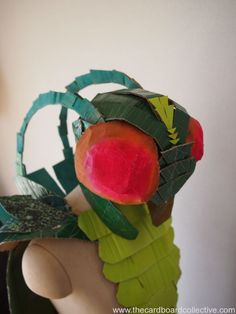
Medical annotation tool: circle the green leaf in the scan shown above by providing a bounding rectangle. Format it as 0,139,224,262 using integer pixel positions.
152,160,196,205
26,168,65,197
53,157,78,194
80,184,139,240
116,247,180,306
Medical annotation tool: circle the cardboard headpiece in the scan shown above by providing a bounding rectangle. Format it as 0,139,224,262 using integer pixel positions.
0,70,204,311
0,70,203,247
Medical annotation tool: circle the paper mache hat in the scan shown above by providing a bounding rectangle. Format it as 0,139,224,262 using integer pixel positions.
0,69,203,249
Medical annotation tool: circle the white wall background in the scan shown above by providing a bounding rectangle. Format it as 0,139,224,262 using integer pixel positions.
0,0,235,309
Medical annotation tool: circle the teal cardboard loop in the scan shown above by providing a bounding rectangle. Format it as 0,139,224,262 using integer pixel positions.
16,152,26,176
90,69,114,84
16,90,103,176
17,91,66,176
16,163,26,177
61,91,104,124
65,80,80,94
58,106,74,160
61,92,77,107
66,69,142,94
19,92,65,138
75,73,93,89
73,98,104,124
16,133,24,154
111,70,136,87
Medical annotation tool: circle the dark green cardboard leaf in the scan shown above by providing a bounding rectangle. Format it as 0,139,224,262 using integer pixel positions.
160,142,193,166
114,89,190,146
114,88,162,99
173,107,189,144
26,168,65,197
53,157,78,194
152,160,196,205
80,183,138,240
160,158,194,183
92,92,170,150
40,194,67,209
